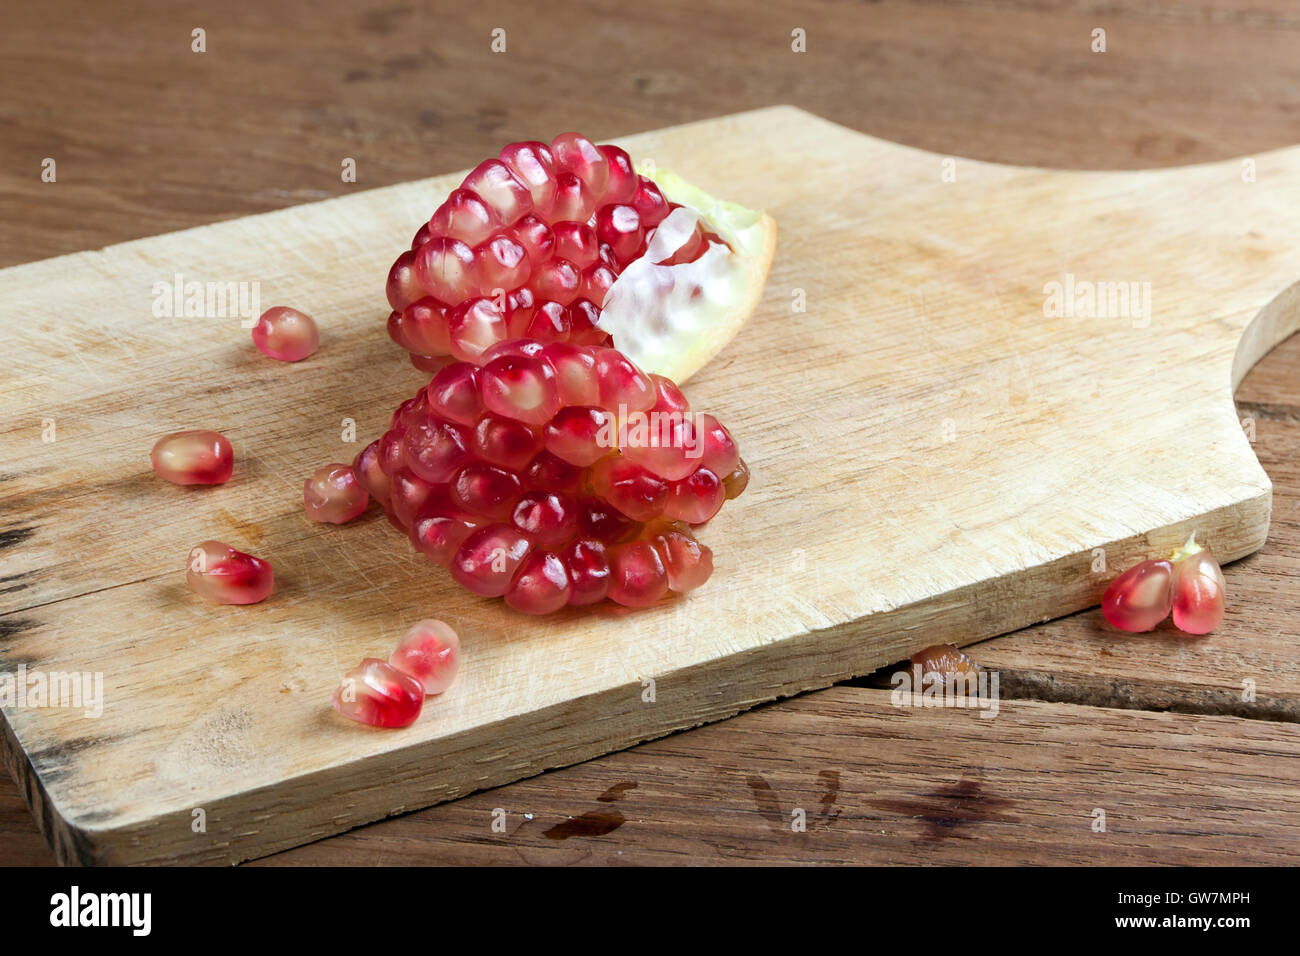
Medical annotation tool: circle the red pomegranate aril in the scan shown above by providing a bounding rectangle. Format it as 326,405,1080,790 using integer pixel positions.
461,159,533,225
579,496,639,544
552,221,600,269
631,177,670,228
511,491,579,548
695,413,740,476
532,257,582,305
621,414,697,482
505,214,555,266
387,250,423,311
502,286,538,338
151,429,234,485
447,297,509,361
1172,544,1226,634
404,418,471,484
665,467,725,524
551,132,609,197
451,462,523,520
654,529,714,593
333,659,424,728
592,456,669,522
186,540,274,605
542,342,600,405
551,172,596,223
580,263,617,308
480,353,561,425
353,439,390,505
475,235,530,293
410,511,478,566
608,540,670,607
505,550,572,614
566,299,607,346
411,222,432,249
429,188,500,246
427,362,483,425
523,300,570,343
416,236,479,303
1102,559,1174,632
544,406,614,466
594,348,656,412
451,524,533,597
401,297,452,356
379,428,406,473
565,539,612,605
599,145,638,204
389,469,437,528
722,459,750,499
596,204,643,264
252,306,320,362
499,141,557,215
304,463,370,524
649,375,690,416
480,338,547,363
390,393,427,430
472,413,542,470
389,619,461,696
524,451,585,494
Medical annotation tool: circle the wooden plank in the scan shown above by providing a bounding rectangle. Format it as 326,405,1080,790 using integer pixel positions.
252,687,1300,866
3,104,1300,865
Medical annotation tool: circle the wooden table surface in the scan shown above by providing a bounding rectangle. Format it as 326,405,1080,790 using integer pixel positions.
2,0,1298,865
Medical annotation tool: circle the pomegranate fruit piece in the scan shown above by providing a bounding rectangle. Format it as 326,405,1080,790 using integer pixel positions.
186,540,274,605
304,463,370,524
364,340,745,612
151,429,233,485
332,658,424,728
388,619,461,695
383,135,777,385
252,306,320,362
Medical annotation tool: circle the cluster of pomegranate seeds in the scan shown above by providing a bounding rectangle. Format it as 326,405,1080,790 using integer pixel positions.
252,306,320,362
384,133,721,366
353,338,747,612
303,463,370,524
186,539,274,605
333,620,461,728
1102,534,1226,635
150,429,234,485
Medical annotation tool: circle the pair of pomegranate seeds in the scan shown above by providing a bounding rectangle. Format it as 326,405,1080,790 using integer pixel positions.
1101,534,1226,635
333,620,460,728
351,337,749,613
385,133,719,367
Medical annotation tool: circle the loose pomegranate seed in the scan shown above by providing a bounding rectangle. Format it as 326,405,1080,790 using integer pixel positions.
1102,533,1227,635
381,133,745,364
388,619,460,695
150,429,233,485
1102,558,1174,632
252,306,320,362
304,463,370,524
364,339,745,612
332,658,424,728
910,644,981,686
186,540,273,605
1171,536,1226,634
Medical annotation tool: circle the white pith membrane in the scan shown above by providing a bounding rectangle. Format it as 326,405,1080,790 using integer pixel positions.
596,169,775,384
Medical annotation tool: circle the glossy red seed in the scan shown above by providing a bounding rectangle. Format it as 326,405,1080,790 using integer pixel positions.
479,353,561,425
389,469,437,528
599,145,638,204
552,221,600,269
523,300,570,343
524,451,585,494
694,413,739,476
451,524,533,597
151,429,234,485
649,375,690,416
551,172,596,224
404,418,471,484
499,141,557,215
608,540,670,607
565,539,612,605
401,297,452,356
388,619,460,696
304,463,370,524
475,235,530,293
410,511,478,566
426,363,483,425
416,236,478,303
591,456,668,522
580,263,617,308
594,348,656,412
186,540,274,605
552,132,609,197
252,306,320,362
1102,559,1174,632
544,406,614,466
654,529,714,593
333,659,424,728
387,250,423,312
1172,547,1226,634
578,496,639,544
664,467,725,524
511,492,579,548
505,550,572,614
631,177,670,228
353,439,391,506
472,413,542,470
462,159,533,226
595,204,643,265
429,188,500,245
451,462,523,520
505,214,555,266
542,343,600,405
447,297,509,362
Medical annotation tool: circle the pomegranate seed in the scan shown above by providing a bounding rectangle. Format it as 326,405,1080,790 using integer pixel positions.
594,348,656,411
552,173,596,223
416,236,478,303
401,298,453,356
447,298,509,361
461,159,533,225
480,353,561,425
722,458,750,499
596,204,643,265
565,539,612,605
410,510,478,566
653,529,714,593
505,550,572,614
599,145,638,204
404,417,471,484
333,658,424,728
545,406,614,466
389,469,437,528
387,251,423,311
451,462,523,520
542,343,600,405
552,221,600,269
523,300,570,343
580,263,617,307
427,362,483,425
579,496,639,543
150,429,233,485
591,456,668,522
429,188,500,246
499,141,557,215
451,524,532,597
304,463,370,524
649,374,690,416
631,177,670,228
1171,536,1226,634
1102,559,1174,632
552,132,610,197
353,439,391,506
505,214,555,266
664,467,725,524
511,491,579,548
525,451,585,494
472,413,542,470
608,540,670,607
475,235,530,292
252,306,319,362
186,540,273,605
388,619,460,696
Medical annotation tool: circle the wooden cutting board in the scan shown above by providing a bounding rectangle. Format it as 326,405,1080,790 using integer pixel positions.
1,106,1296,865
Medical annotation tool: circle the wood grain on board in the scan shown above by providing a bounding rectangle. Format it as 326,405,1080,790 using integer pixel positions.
2,105,1298,864
2,0,1299,866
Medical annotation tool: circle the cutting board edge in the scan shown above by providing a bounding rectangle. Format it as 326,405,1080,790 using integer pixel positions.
18,487,1268,866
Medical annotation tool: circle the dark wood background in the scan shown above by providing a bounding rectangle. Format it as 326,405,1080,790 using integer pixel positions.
3,0,1298,865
